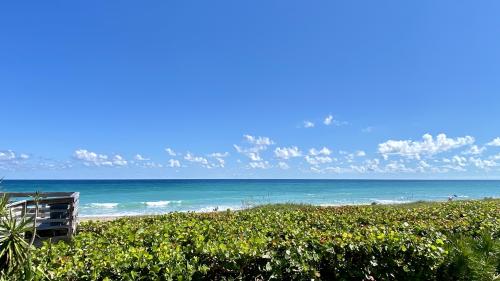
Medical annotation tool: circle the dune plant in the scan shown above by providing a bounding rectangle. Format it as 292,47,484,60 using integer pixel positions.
438,232,500,280
0,182,44,280
30,199,499,280
0,195,32,272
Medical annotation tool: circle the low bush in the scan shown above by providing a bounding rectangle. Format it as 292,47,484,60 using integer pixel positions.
29,200,499,280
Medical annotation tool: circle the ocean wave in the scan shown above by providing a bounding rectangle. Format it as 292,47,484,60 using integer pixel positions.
79,211,145,218
195,205,242,213
371,199,411,204
144,200,182,207
319,202,371,207
89,203,119,208
318,203,338,207
80,205,241,218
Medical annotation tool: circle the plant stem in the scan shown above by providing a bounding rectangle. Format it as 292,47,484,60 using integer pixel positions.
28,199,38,248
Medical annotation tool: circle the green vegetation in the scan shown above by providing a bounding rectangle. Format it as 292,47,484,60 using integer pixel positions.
11,200,500,280
0,191,45,280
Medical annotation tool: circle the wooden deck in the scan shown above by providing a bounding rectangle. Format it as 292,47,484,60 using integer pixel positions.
2,192,79,242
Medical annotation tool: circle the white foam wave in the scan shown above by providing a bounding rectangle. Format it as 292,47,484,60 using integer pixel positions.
79,211,144,218
195,205,242,213
319,202,370,207
144,200,182,207
145,201,170,207
89,203,119,208
319,203,338,207
371,199,411,205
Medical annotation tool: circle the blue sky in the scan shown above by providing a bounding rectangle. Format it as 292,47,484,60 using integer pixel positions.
1,1,500,179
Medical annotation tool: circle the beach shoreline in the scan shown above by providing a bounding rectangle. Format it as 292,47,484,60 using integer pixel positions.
77,198,497,222
77,202,366,222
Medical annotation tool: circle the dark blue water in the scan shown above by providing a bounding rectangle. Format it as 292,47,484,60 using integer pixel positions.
1,180,499,217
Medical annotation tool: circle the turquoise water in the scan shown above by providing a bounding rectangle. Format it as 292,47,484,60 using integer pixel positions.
1,180,499,217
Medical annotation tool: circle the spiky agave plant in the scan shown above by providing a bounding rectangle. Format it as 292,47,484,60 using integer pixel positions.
0,182,44,279
0,201,33,273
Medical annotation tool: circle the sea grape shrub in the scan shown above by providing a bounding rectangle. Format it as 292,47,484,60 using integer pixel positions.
32,200,499,280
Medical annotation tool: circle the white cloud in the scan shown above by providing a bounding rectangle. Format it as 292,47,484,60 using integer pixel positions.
323,115,333,125
214,157,225,168
468,157,497,170
184,152,209,165
35,161,74,170
168,159,181,168
247,152,262,161
10,132,500,176
140,162,163,168
183,152,226,168
323,166,348,173
206,152,229,168
208,152,229,158
355,150,366,157
310,166,346,174
73,149,128,167
278,162,290,169
363,158,381,172
452,155,467,167
134,154,149,161
73,150,108,165
112,155,128,166
306,147,336,166
234,135,274,162
132,154,162,168
274,146,302,159
344,150,367,162
233,144,243,153
348,159,382,173
309,147,331,156
378,133,475,160
303,121,315,128
234,144,261,161
310,166,322,173
463,145,485,156
438,155,468,172
487,137,500,146
243,135,274,146
0,150,76,171
248,161,271,169
384,162,414,173
322,115,347,126
305,155,334,166
165,148,177,156
0,150,32,170
0,150,18,161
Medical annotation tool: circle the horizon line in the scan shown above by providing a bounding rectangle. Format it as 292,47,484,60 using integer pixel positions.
3,178,500,181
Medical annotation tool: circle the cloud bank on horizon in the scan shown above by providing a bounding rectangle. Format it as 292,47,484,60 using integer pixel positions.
2,129,500,179
1,111,499,178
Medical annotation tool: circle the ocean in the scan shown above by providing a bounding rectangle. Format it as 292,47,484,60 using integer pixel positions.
1,180,499,217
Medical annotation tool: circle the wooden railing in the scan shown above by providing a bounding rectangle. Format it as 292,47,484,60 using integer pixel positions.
2,192,79,241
